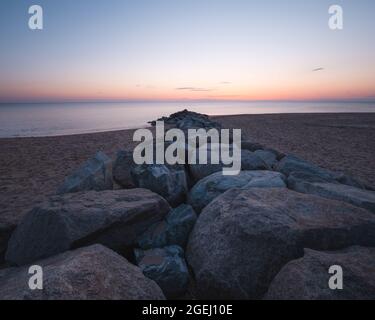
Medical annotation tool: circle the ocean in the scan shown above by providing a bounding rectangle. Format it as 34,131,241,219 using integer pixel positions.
0,101,374,138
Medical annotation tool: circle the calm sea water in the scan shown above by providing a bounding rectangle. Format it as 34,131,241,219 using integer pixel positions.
0,101,374,138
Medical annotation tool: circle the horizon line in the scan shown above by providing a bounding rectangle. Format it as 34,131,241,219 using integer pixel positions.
1,98,375,104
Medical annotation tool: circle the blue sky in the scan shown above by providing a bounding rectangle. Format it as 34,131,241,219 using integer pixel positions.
0,0,374,102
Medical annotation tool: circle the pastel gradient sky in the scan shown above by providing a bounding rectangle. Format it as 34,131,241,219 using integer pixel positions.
0,0,374,102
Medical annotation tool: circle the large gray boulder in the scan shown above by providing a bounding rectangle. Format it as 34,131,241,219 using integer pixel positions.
333,172,372,190
188,171,286,213
113,142,180,189
241,150,270,171
0,244,165,300
276,155,371,190
254,150,278,168
189,146,269,182
57,151,113,194
265,246,375,300
137,204,197,250
187,188,375,299
113,150,137,188
131,164,188,207
276,155,335,180
288,172,375,214
6,189,171,266
135,245,189,298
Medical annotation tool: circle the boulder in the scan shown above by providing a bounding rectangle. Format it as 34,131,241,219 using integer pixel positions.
264,148,286,161
188,145,269,182
276,154,335,180
135,245,189,298
244,171,286,189
149,109,221,131
6,189,171,266
186,188,375,299
165,204,197,248
0,226,13,263
131,164,188,207
113,150,137,188
276,155,371,190
57,151,113,194
241,140,264,152
288,173,375,214
188,171,286,213
254,150,278,168
287,171,331,184
137,204,197,249
0,244,165,300
332,172,374,190
177,117,221,131
265,246,375,300
241,150,270,171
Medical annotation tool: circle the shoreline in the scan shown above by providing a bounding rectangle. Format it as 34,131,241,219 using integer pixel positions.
1,112,375,140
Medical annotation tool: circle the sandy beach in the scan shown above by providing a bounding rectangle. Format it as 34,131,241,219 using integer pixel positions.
1,112,375,254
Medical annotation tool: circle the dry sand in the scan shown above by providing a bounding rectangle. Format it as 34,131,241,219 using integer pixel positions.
1,113,375,238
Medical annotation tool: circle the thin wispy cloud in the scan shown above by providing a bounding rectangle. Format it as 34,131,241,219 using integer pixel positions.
219,81,232,85
175,87,214,92
312,67,325,72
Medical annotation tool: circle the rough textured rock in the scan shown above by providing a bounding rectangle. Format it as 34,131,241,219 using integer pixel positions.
57,151,113,194
137,204,197,249
149,109,221,131
113,150,137,188
187,143,230,182
254,150,278,168
288,173,375,214
131,164,188,207
276,155,371,190
276,154,335,180
188,171,286,213
264,148,286,161
332,172,374,191
265,246,375,300
114,140,179,175
6,189,171,266
241,150,270,171
135,245,189,298
188,146,268,182
241,140,264,152
0,227,13,264
187,188,375,299
0,244,165,300
287,171,332,184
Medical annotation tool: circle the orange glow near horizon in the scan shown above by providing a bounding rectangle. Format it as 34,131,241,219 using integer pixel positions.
1,78,374,102
1,53,375,102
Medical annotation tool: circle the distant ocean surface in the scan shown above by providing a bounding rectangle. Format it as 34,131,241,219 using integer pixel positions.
0,101,374,138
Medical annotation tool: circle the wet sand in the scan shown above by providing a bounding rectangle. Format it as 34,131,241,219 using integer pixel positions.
1,113,375,244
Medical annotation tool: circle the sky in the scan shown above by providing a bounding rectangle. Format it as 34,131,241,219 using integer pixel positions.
0,0,374,102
